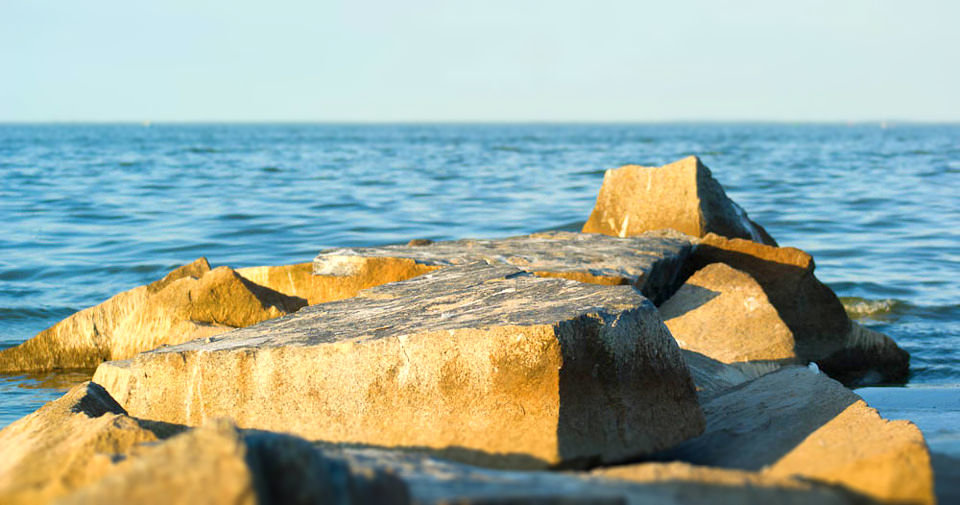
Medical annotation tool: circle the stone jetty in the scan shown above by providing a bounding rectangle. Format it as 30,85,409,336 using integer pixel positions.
95,262,704,469
0,155,933,504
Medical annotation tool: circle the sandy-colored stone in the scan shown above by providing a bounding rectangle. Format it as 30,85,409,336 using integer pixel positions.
96,262,703,469
0,258,306,372
312,230,694,305
660,263,800,365
662,367,934,505
685,234,909,385
0,382,178,505
56,419,408,505
327,446,870,505
581,156,777,246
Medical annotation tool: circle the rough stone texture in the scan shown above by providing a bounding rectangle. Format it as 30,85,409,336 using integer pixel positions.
325,446,871,505
96,262,703,469
679,350,781,402
312,231,695,305
684,233,909,385
237,262,353,305
660,263,800,365
0,258,306,373
662,367,934,505
581,156,777,246
0,382,178,505
56,419,409,505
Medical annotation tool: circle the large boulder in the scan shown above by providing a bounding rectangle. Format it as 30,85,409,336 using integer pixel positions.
581,156,777,246
685,234,909,385
0,382,177,505
95,262,704,469
56,419,408,505
662,367,934,505
660,263,800,365
0,258,306,372
312,231,695,305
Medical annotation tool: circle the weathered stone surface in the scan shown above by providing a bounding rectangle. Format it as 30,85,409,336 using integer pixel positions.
56,419,408,505
679,350,781,402
312,231,695,305
0,258,306,373
685,234,909,385
326,446,870,505
662,367,934,505
0,382,177,505
96,262,703,469
581,156,777,246
660,263,800,365
237,262,351,305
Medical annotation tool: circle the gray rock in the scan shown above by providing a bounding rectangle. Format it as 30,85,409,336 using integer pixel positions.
312,231,695,305
96,262,703,469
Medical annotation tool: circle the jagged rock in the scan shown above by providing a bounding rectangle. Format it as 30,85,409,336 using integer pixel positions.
56,419,408,505
312,231,694,305
95,262,703,469
0,382,179,505
685,234,909,385
581,156,777,246
660,263,800,365
0,258,306,372
661,367,934,505
327,446,870,505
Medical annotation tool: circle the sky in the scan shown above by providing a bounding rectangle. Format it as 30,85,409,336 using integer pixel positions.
1,0,957,122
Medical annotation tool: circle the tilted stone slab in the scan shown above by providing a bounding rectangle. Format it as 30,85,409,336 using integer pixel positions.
95,262,703,469
660,367,934,505
312,231,695,305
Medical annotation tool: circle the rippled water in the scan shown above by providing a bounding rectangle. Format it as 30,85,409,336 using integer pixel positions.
1,123,957,428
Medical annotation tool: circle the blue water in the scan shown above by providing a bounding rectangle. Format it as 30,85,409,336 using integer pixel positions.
1,123,957,429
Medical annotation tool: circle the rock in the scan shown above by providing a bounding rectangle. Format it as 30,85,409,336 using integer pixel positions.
236,262,337,305
662,367,934,505
56,419,408,505
581,156,777,246
0,258,306,373
96,262,703,469
327,446,869,505
679,350,781,402
660,263,800,365
684,234,909,385
312,230,695,305
0,382,178,505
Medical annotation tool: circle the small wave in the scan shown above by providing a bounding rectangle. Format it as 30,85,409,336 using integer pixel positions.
840,297,906,319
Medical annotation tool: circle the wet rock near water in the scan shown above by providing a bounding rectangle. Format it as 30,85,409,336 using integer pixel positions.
96,262,703,469
312,230,695,305
581,156,777,246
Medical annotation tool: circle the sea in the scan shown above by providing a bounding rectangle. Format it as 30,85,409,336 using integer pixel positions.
1,123,957,455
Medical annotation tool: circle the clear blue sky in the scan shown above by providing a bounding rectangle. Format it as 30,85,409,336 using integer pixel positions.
2,0,957,122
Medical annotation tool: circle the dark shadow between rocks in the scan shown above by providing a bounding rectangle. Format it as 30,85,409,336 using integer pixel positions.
653,285,720,319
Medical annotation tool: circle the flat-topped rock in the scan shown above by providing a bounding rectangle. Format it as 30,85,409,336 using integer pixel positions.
581,156,777,246
662,367,934,505
96,262,703,469
312,230,695,305
0,258,306,372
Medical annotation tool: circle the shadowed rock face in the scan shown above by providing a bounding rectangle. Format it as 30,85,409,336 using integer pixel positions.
581,156,777,246
0,258,306,373
660,263,801,365
326,446,871,505
660,367,934,505
95,262,703,469
312,231,695,305
56,420,409,505
683,234,909,385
